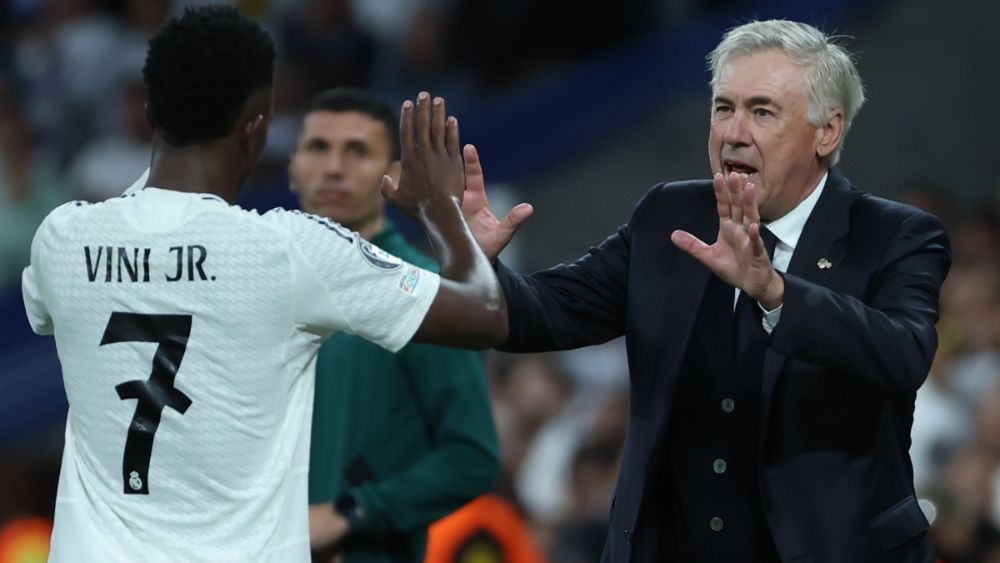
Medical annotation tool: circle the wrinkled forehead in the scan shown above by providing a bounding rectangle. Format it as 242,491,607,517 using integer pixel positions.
713,49,808,97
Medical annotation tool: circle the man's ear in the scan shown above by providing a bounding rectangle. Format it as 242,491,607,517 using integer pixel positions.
816,109,844,160
242,113,265,156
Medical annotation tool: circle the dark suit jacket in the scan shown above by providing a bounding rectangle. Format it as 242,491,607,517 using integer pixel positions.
496,168,951,563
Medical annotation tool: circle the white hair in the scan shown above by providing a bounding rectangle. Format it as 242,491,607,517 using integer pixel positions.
708,20,865,165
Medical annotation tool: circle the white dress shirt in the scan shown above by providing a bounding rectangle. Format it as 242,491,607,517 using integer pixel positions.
736,172,828,333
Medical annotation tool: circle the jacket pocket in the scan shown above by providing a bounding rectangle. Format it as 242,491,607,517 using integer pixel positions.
870,495,929,551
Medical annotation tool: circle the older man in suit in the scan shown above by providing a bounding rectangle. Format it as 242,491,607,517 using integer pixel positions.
458,19,950,563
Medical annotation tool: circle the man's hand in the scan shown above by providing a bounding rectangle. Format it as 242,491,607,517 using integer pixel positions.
670,172,784,309
382,92,464,215
460,144,533,262
309,502,350,551
380,91,508,349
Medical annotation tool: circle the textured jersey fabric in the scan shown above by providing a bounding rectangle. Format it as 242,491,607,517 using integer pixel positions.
21,187,440,562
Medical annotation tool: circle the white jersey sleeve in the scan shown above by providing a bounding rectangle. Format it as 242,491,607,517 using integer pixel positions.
264,209,440,353
22,203,75,336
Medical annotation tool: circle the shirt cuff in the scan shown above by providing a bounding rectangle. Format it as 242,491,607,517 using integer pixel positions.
760,303,782,334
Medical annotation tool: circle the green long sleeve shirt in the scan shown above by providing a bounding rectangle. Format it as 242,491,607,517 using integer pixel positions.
308,221,500,563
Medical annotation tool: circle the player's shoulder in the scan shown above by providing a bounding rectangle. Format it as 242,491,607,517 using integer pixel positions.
260,207,358,244
33,199,99,236
47,199,98,218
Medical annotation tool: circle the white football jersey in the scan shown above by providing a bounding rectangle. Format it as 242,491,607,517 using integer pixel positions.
21,187,440,562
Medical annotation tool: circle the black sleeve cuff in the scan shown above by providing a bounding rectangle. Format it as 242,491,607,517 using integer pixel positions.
334,493,366,535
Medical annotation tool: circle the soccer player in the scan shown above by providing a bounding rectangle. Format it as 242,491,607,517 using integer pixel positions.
21,6,503,562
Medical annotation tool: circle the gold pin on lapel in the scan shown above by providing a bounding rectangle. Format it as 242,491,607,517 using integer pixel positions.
817,258,832,270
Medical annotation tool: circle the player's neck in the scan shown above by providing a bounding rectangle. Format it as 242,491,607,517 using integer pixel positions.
146,138,242,203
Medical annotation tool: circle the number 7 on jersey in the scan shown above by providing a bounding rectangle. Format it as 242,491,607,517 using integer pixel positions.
100,312,193,494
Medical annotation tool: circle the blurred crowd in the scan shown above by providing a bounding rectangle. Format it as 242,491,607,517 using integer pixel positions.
1,1,999,563
902,186,1000,563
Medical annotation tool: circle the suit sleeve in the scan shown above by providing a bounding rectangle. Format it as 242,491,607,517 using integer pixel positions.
496,187,662,353
770,211,951,395
345,344,499,537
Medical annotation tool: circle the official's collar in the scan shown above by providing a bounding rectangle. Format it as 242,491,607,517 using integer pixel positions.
764,171,827,250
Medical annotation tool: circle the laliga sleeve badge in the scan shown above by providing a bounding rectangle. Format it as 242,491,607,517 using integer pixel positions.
817,258,832,270
358,239,403,271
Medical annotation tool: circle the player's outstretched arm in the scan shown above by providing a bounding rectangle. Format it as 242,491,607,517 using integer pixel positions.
383,92,508,349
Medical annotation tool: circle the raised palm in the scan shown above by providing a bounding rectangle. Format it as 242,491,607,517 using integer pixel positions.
460,144,533,262
670,172,781,307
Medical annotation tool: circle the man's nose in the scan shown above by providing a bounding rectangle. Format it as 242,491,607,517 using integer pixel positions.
723,110,751,146
324,151,344,176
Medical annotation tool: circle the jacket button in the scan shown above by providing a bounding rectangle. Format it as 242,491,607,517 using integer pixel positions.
624,528,631,544
721,398,735,413
710,517,724,532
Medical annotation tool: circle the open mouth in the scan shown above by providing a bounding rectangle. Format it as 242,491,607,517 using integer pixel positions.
724,160,758,176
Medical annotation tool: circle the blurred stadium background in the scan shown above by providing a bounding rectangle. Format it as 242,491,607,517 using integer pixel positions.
0,0,998,561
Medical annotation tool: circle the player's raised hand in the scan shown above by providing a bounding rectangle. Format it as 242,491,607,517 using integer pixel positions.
670,172,783,308
382,92,464,217
382,95,508,349
461,144,533,262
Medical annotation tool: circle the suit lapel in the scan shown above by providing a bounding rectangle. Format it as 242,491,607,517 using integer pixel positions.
759,169,855,446
651,202,716,402
783,168,853,291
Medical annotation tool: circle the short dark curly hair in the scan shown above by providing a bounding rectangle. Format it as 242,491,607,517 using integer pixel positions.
143,5,275,147
307,88,400,160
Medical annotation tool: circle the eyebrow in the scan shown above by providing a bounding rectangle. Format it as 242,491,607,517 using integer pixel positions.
746,95,781,109
713,95,783,110
304,136,329,149
344,139,369,151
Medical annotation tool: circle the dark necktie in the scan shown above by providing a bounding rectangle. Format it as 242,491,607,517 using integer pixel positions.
734,227,778,360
